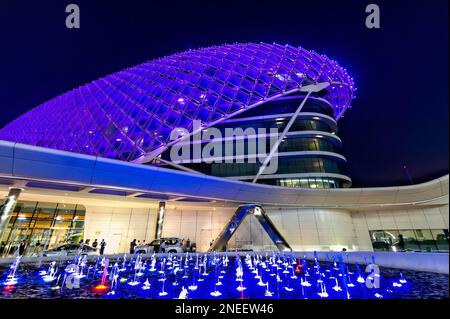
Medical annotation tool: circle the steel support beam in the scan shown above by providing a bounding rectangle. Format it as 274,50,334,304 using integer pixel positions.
208,204,291,252
252,82,331,183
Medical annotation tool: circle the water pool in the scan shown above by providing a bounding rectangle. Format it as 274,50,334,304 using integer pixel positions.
1,253,448,299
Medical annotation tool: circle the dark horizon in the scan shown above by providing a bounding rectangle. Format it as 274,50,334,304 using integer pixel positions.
0,0,448,187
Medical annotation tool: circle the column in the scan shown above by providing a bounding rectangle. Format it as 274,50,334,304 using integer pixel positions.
0,188,22,238
155,201,166,239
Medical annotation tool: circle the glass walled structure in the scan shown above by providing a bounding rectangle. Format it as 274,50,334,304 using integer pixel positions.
0,42,447,257
159,93,351,188
369,229,449,252
0,141,448,254
0,42,355,189
0,201,85,257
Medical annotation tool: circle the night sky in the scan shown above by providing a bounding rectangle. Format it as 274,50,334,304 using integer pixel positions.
0,0,448,187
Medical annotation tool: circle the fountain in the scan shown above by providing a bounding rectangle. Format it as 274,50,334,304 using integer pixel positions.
399,272,407,284
106,262,120,295
159,272,168,297
128,255,143,286
332,277,343,292
300,276,311,287
317,281,329,298
173,266,182,286
290,265,298,279
52,273,62,290
0,251,424,300
346,271,355,288
210,282,222,297
391,272,407,288
142,278,151,290
4,256,22,286
223,254,229,267
257,264,266,287
201,256,209,277
149,255,157,272
264,282,273,297
236,262,246,292
42,261,58,282
159,258,166,274
119,254,127,272
93,258,110,293
178,286,189,299
209,259,223,297
74,255,87,279
284,281,294,292
187,260,199,291
166,254,173,267
355,263,365,283
118,255,127,272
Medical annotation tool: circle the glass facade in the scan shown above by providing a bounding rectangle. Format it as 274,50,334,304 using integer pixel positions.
209,158,343,177
164,136,338,159
209,118,334,134
270,177,339,188
278,137,337,153
0,201,85,257
160,94,351,189
0,43,355,163
369,229,449,252
230,97,335,118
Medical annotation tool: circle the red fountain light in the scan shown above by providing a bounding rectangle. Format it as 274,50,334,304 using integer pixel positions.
3,285,15,291
295,259,304,274
93,258,110,293
93,284,110,293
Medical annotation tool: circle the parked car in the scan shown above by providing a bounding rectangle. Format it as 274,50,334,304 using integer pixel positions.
35,244,98,257
134,238,184,254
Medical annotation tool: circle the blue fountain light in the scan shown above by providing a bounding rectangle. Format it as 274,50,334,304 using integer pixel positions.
1,252,447,299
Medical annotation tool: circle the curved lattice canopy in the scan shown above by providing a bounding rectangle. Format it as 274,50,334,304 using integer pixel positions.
0,42,355,162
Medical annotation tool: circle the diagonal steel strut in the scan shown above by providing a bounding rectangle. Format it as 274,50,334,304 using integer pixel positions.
208,204,291,252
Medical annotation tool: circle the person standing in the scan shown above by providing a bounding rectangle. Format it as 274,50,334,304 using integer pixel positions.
92,239,98,250
0,241,5,255
99,239,106,255
34,240,41,255
19,241,26,256
398,234,405,251
130,239,137,254
186,238,191,252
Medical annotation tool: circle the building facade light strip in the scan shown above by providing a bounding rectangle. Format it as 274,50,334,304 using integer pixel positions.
225,172,352,182
220,111,338,128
